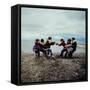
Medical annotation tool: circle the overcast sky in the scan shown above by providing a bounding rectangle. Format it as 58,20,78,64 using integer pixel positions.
21,7,85,43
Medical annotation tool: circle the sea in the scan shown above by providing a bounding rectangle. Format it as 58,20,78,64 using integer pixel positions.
21,39,86,54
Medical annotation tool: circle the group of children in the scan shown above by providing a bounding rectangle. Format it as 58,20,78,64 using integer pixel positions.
33,37,55,57
56,37,77,58
33,37,77,58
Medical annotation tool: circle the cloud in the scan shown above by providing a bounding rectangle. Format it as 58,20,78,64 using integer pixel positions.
21,7,85,43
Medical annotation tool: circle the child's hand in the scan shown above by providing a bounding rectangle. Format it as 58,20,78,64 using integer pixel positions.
51,42,55,45
65,45,68,48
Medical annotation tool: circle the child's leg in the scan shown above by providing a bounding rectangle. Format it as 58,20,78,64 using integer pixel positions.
35,51,37,56
60,48,67,57
48,48,53,56
68,49,75,58
35,50,40,57
37,50,40,57
65,51,68,58
50,49,53,56
40,48,46,56
43,49,47,57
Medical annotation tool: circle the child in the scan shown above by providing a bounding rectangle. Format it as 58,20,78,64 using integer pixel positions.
56,39,67,57
65,39,72,58
33,39,46,57
33,39,41,57
40,39,47,56
44,37,55,57
68,37,77,58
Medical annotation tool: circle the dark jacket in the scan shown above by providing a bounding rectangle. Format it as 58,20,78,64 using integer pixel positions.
59,41,66,48
45,40,55,48
72,41,77,51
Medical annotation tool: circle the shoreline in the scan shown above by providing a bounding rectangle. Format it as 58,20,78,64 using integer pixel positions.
21,44,85,54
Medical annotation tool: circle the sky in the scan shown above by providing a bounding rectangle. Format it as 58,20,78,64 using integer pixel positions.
21,7,86,44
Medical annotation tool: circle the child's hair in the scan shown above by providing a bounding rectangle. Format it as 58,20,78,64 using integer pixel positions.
48,37,52,40
41,39,44,42
35,39,39,42
72,37,75,40
67,39,71,44
60,38,64,42
68,39,71,42
60,39,65,43
35,39,40,43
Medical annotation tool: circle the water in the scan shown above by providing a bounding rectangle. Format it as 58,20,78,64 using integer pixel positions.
21,40,85,54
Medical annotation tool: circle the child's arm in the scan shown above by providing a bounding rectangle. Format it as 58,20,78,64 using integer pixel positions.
56,43,62,46
65,44,72,48
50,42,55,45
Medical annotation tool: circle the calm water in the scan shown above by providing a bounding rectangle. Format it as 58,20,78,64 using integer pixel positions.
21,40,85,54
